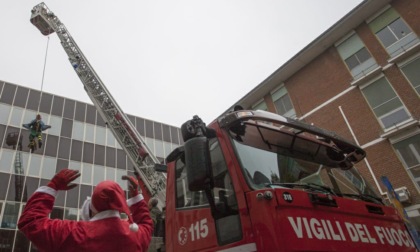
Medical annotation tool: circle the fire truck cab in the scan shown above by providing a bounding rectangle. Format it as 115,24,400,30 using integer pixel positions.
163,109,416,252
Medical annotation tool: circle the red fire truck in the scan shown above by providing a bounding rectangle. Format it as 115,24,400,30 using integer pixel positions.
30,3,417,251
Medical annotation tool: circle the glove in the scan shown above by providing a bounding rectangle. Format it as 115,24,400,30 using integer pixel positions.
122,174,141,198
47,169,81,191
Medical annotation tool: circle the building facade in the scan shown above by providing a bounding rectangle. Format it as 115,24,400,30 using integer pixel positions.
0,81,182,251
232,0,420,230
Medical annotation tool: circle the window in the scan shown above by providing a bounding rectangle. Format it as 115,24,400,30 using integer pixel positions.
369,8,419,57
51,95,64,117
48,115,63,136
39,93,53,114
93,165,105,185
45,135,59,157
155,140,164,158
41,157,57,179
64,208,78,221
361,77,410,129
72,121,84,141
336,33,378,79
95,126,106,146
271,86,296,118
252,99,267,111
8,107,24,128
1,202,20,228
13,86,29,108
0,83,16,105
79,185,92,208
81,163,93,184
85,123,95,143
394,134,420,189
28,154,42,177
401,57,420,95
106,128,116,147
116,169,127,188
0,149,14,173
0,103,11,125
174,139,242,245
106,167,115,181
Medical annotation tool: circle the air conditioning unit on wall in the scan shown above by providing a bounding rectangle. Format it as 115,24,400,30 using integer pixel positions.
395,187,411,203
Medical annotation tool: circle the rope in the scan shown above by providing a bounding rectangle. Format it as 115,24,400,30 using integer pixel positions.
37,36,50,113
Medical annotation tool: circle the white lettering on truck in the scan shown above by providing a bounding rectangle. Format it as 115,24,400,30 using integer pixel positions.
287,216,415,248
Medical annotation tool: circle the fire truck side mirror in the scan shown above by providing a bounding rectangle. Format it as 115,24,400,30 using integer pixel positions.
184,136,213,191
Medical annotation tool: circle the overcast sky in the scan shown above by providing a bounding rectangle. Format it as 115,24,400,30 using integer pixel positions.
1,0,363,127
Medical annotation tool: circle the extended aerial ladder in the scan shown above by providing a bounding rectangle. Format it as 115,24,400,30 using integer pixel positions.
30,2,166,203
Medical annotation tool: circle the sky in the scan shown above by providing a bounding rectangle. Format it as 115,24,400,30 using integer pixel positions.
1,0,363,127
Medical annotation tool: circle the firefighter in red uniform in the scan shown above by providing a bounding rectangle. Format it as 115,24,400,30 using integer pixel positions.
18,169,153,252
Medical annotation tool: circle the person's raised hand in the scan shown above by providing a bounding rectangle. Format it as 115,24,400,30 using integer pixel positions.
122,174,140,197
48,168,80,191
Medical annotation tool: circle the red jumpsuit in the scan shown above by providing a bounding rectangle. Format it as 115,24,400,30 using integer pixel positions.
18,186,153,252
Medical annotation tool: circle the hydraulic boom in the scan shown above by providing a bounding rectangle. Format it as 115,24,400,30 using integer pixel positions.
30,2,166,203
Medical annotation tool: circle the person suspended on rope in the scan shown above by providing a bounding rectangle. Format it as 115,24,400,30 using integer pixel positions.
22,114,51,149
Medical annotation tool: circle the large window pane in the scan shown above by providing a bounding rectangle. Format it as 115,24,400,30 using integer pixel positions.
155,140,164,158
106,167,115,181
24,177,40,202
41,156,57,179
28,154,42,176
0,149,14,173
13,86,29,108
0,229,15,251
83,142,94,164
0,83,16,104
94,145,105,166
95,126,106,146
0,103,11,125
7,174,26,201
45,135,59,157
61,118,73,138
106,128,116,147
377,27,398,48
63,99,75,119
70,140,83,162
79,185,92,208
74,101,86,122
65,208,78,221
116,169,127,188
85,123,95,143
362,77,409,128
394,134,420,189
69,161,81,184
272,87,295,118
51,95,64,117
9,107,24,127
401,57,420,95
48,115,62,136
66,186,79,208
82,163,93,184
72,121,84,141
86,105,96,124
1,202,20,228
39,93,53,114
58,137,71,160
116,149,126,169
0,172,11,200
93,165,105,185
106,147,116,167
27,90,41,111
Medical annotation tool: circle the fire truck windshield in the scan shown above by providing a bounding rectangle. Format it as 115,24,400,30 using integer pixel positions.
228,119,379,202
